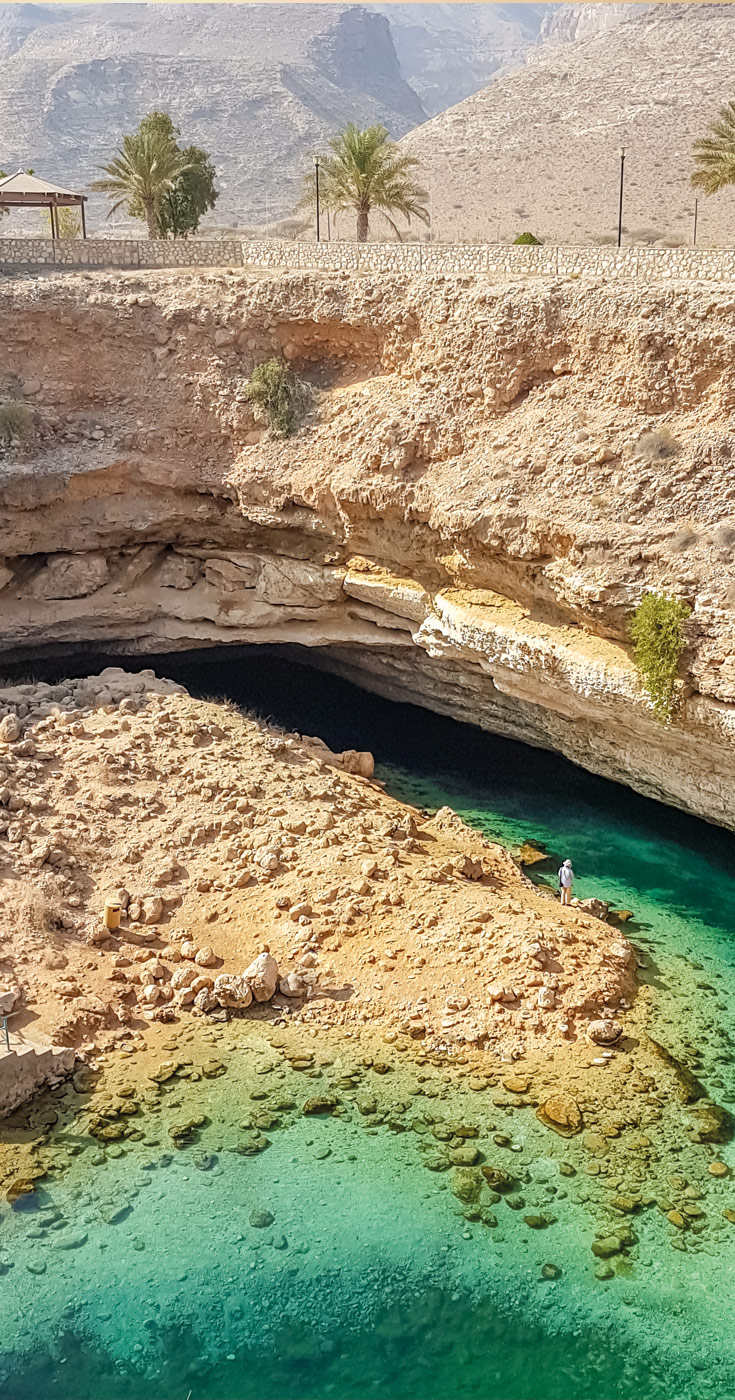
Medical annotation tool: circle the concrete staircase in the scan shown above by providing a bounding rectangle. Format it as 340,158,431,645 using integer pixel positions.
0,1039,75,1117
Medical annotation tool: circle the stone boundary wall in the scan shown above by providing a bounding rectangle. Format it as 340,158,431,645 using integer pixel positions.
3,235,735,281
0,238,243,269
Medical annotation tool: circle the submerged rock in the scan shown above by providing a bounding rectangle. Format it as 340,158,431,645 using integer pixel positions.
449,1145,481,1166
6,1177,43,1205
540,1263,562,1280
249,1209,275,1229
450,1168,483,1204
481,1166,515,1193
302,1096,338,1115
687,1100,734,1144
536,1094,583,1137
591,1236,623,1259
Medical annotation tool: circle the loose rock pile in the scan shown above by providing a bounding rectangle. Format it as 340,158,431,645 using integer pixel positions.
0,670,635,1065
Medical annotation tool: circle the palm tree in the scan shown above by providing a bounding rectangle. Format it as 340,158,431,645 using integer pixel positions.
90,131,191,239
692,101,735,197
303,123,429,243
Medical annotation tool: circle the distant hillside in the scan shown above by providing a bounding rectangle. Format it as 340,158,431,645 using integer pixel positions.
402,3,735,248
0,2,428,231
0,1,578,235
368,3,548,116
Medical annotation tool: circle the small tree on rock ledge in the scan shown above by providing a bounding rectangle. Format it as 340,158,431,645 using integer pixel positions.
630,592,690,723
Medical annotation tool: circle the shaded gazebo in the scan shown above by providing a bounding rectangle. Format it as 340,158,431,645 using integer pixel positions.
0,170,87,238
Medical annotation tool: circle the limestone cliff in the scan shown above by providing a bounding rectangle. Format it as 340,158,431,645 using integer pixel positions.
2,266,735,827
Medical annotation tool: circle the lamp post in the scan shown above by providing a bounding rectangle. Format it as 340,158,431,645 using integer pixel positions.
617,147,626,249
315,158,321,243
693,197,699,247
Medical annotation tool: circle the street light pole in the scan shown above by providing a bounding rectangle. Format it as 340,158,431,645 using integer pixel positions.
617,147,626,249
315,159,321,243
693,197,699,247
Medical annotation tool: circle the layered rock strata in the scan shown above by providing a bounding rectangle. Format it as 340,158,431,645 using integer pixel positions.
3,268,735,826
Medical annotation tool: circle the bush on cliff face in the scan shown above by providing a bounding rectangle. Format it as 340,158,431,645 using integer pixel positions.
0,400,33,447
630,592,690,723
242,359,311,438
513,232,543,245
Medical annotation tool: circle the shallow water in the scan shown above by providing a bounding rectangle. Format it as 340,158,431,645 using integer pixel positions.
3,649,735,1399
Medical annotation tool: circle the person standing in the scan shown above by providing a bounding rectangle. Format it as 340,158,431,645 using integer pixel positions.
558,858,574,906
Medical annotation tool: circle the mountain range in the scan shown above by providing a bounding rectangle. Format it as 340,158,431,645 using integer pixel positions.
1,2,731,245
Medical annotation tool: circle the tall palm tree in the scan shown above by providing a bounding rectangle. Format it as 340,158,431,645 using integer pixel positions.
303,123,429,243
90,131,191,239
692,101,735,197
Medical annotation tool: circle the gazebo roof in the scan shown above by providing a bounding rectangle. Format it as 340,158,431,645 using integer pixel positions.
0,170,86,206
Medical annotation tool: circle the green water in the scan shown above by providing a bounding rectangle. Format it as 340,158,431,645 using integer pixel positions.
3,649,735,1400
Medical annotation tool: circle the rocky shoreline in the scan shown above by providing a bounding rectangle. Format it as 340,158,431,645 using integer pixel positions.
0,668,633,1064
1,668,732,1262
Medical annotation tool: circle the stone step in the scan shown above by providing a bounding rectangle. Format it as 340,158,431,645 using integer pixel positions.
0,1041,75,1119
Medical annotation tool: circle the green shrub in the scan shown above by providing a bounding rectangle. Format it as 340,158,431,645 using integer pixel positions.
630,592,690,722
513,232,543,245
241,358,310,438
0,400,33,446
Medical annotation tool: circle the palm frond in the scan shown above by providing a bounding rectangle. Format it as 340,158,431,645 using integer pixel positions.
691,101,735,195
90,129,192,230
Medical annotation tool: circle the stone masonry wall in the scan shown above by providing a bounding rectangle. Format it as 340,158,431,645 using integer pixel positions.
3,235,735,281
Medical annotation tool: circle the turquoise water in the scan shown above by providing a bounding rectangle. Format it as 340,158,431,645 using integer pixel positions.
192,651,735,1098
3,648,735,1400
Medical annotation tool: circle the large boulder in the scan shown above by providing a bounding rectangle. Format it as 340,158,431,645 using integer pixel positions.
338,749,375,778
243,952,279,1002
578,897,610,922
0,714,21,744
193,986,217,1013
171,965,199,991
0,987,18,1016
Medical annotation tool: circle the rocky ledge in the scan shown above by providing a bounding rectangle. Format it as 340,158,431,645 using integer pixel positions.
3,268,735,827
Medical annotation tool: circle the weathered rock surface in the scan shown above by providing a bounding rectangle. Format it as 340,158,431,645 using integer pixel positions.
0,669,634,1060
3,268,735,832
588,1019,623,1045
243,952,279,1003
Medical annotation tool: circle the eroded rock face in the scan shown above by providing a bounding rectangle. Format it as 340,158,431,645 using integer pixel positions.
30,553,108,600
3,269,735,829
